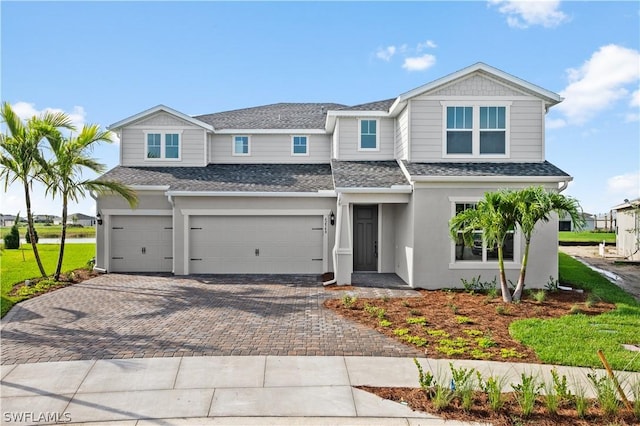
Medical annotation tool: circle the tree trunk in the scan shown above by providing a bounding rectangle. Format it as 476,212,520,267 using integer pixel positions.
512,237,531,301
54,197,68,281
497,245,512,302
24,181,47,278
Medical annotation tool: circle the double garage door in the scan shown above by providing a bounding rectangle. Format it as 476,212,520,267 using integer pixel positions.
189,215,324,274
109,215,324,274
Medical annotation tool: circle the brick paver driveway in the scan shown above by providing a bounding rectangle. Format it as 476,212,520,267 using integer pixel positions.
1,274,423,365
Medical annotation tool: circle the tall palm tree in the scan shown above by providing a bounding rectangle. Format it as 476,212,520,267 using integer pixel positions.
450,191,517,302
43,124,138,280
0,103,74,278
511,186,584,300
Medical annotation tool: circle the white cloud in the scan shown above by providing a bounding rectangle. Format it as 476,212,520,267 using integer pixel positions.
631,89,640,107
546,117,566,129
607,171,640,197
489,0,569,28
11,101,86,132
417,40,437,50
555,44,640,125
402,54,437,72
375,45,396,62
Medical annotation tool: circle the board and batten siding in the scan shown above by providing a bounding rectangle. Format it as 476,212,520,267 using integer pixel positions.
395,106,409,160
336,117,395,160
120,111,207,167
209,133,331,164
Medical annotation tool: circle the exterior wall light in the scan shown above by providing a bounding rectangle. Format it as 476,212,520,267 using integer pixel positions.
330,211,335,226
96,213,103,226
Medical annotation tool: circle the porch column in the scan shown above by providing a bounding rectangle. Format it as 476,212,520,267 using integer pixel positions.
334,196,353,285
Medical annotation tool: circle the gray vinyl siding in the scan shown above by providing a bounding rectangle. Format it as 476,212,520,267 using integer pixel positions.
408,97,545,162
209,133,331,164
120,112,207,167
336,117,395,160
395,107,409,160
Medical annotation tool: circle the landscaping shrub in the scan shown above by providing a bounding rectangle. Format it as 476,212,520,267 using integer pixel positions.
3,222,20,249
25,226,38,244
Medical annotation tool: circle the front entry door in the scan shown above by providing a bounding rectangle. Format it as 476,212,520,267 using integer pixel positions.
354,205,378,271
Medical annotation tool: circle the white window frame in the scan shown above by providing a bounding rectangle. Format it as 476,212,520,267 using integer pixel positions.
441,101,511,159
144,130,183,161
358,118,380,151
232,135,251,156
448,197,520,269
291,135,309,156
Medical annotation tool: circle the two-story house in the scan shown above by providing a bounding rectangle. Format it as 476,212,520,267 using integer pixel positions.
96,62,572,288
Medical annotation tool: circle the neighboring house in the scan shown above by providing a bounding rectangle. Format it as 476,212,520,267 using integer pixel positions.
0,214,16,227
96,62,572,289
67,213,96,227
558,212,595,232
612,198,639,261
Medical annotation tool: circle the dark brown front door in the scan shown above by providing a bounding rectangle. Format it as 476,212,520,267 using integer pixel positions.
354,205,378,271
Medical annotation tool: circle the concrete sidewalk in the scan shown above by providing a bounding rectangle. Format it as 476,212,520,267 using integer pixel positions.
1,356,638,425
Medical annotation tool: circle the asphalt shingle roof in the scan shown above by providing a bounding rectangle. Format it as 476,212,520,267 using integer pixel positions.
331,160,409,188
194,103,347,130
338,98,396,112
401,160,570,178
99,164,334,193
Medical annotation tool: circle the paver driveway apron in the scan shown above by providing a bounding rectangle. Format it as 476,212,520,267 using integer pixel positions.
0,273,423,365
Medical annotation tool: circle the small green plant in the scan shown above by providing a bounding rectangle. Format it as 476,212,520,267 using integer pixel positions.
432,383,454,411
409,308,421,316
500,348,525,359
461,275,482,293
573,382,590,419
413,358,434,392
486,287,498,300
568,304,583,315
462,329,483,337
378,319,392,327
393,328,409,336
449,363,476,411
436,338,468,356
341,294,357,309
587,371,620,416
470,348,492,359
427,329,449,337
531,289,546,303
17,279,60,297
476,336,497,348
404,335,428,347
364,303,386,319
447,303,459,314
630,378,640,420
550,367,572,401
585,294,601,308
478,372,507,412
455,315,473,324
495,304,510,315
3,217,20,249
543,380,559,415
380,295,390,302
511,372,542,417
544,275,559,292
401,300,411,307
406,316,428,325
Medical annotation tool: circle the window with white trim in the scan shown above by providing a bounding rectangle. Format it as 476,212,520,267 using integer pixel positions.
359,119,378,150
233,135,250,156
292,135,308,155
443,103,509,157
453,202,514,262
146,132,181,160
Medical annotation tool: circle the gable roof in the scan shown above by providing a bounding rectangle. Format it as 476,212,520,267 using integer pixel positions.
108,105,214,132
195,103,347,130
99,164,335,193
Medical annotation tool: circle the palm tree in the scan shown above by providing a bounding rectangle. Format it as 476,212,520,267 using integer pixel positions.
511,186,584,300
0,103,74,278
42,124,138,280
450,190,517,302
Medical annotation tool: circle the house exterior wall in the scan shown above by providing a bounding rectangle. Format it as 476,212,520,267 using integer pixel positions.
209,133,331,164
335,117,395,160
395,106,409,160
171,195,337,275
393,201,414,286
409,75,545,162
616,208,640,260
409,183,559,290
120,112,207,167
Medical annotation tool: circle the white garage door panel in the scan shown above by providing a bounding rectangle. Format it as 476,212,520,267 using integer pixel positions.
110,216,173,273
190,216,323,274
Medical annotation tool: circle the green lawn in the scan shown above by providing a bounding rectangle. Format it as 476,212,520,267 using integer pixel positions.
559,231,615,244
1,224,96,239
510,252,640,371
0,243,95,317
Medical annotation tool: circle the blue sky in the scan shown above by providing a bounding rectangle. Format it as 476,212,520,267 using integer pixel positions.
1,1,639,218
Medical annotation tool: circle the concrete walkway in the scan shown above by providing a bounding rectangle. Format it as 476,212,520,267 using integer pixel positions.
2,355,638,425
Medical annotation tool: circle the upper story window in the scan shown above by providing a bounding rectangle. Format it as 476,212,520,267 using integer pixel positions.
292,135,308,156
359,119,378,151
443,103,510,158
146,132,181,160
233,135,250,156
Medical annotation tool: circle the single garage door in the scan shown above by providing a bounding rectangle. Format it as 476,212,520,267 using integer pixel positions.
189,215,324,274
110,215,173,272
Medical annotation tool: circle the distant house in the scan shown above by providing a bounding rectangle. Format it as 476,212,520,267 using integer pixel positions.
612,198,639,261
33,215,61,224
0,214,16,227
558,212,595,232
67,213,96,227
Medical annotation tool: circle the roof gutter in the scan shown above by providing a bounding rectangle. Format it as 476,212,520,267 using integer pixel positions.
165,190,337,198
409,175,572,183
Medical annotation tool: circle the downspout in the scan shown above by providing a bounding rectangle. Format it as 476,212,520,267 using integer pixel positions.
558,180,570,193
323,194,341,286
